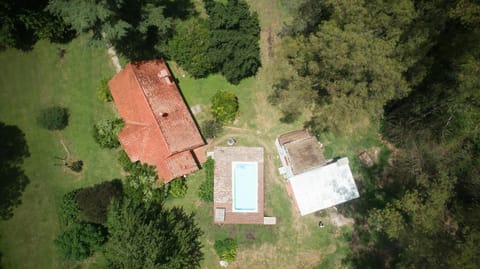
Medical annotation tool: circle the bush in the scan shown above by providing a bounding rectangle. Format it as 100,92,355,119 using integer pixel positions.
92,118,123,148
54,223,105,261
58,190,81,226
198,157,214,202
201,119,223,139
168,178,188,198
211,90,239,125
67,160,83,172
125,163,164,203
117,150,137,173
96,78,112,102
214,238,237,263
36,106,69,130
75,179,123,224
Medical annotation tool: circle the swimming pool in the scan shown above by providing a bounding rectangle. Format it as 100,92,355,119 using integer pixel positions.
232,161,258,212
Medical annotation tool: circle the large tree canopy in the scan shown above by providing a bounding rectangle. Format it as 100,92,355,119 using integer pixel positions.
103,199,203,269
0,122,30,220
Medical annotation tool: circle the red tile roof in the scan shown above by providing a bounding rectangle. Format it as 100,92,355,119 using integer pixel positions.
109,59,205,182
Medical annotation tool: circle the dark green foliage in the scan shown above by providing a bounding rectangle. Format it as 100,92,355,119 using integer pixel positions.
168,178,188,198
117,150,137,173
96,78,112,102
167,18,213,78
214,238,237,263
92,118,123,149
0,122,30,220
0,0,75,51
205,0,261,84
103,199,203,268
58,190,80,226
211,90,239,125
124,163,164,203
75,180,123,224
46,0,197,60
54,223,105,261
36,106,69,130
67,160,83,172
200,119,223,139
198,157,214,202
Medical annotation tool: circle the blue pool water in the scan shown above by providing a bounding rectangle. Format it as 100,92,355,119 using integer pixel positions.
232,162,258,212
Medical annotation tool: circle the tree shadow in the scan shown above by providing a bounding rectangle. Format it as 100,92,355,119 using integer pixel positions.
0,122,30,220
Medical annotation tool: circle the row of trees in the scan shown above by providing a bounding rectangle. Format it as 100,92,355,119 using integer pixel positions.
274,0,480,268
1,0,261,84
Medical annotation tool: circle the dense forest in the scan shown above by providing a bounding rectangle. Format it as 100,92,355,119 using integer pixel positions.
273,0,480,268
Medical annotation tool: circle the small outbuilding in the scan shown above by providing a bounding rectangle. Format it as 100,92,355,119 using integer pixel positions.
275,130,360,216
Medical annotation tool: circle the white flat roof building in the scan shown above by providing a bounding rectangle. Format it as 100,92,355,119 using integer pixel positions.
275,130,360,216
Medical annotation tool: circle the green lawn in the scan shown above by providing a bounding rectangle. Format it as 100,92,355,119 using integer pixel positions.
0,36,121,269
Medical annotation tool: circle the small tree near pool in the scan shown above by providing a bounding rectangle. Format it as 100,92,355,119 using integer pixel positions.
211,90,239,125
214,238,237,263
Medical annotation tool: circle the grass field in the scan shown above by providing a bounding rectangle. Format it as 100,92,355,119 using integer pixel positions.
0,36,121,269
0,1,381,268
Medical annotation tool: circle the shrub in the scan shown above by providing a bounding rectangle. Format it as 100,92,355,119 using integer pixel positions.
211,90,239,125
214,238,237,263
201,119,223,139
67,160,83,172
59,190,81,226
96,78,112,102
125,163,164,203
36,106,69,130
198,157,214,202
54,223,105,261
168,178,188,198
92,118,123,148
117,150,137,173
75,179,123,224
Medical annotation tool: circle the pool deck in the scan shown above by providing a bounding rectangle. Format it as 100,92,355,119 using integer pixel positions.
213,147,265,224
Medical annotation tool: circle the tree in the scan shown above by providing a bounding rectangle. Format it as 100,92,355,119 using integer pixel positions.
124,163,164,203
58,190,81,226
168,178,188,198
46,0,175,60
0,122,30,220
75,179,123,224
205,0,261,84
0,0,75,51
36,106,69,130
103,199,203,269
54,223,105,261
211,90,239,125
92,118,123,149
198,157,214,202
167,18,213,78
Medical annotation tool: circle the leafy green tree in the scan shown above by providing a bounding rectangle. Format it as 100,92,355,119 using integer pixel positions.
58,190,81,226
125,163,163,203
214,238,237,263
168,178,188,198
167,18,213,78
54,223,105,261
46,0,175,60
211,90,239,125
0,0,75,51
103,199,203,268
75,179,123,224
92,118,123,149
0,122,30,220
205,0,261,84
36,106,69,130
198,157,214,202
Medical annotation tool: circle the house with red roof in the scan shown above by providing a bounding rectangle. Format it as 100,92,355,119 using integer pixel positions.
109,59,206,183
